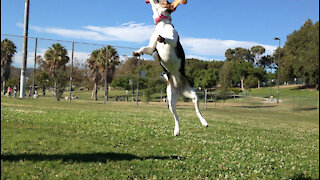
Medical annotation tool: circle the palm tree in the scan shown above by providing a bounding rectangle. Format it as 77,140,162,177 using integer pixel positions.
1,39,17,95
87,45,120,101
44,43,69,99
87,49,103,101
100,45,120,86
100,45,120,101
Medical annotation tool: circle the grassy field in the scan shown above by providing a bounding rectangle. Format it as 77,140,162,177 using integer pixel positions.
1,87,319,179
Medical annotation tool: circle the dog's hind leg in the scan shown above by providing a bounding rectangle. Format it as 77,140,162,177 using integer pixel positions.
167,84,180,136
153,51,170,82
182,85,208,127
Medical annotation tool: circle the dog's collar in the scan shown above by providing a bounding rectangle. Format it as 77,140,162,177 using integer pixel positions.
155,14,171,24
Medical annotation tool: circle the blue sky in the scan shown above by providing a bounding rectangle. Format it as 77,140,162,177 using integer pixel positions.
1,0,319,67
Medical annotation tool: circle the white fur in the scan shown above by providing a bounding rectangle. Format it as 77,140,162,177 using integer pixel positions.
134,0,208,136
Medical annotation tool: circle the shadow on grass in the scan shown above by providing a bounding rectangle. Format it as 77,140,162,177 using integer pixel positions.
233,105,276,109
1,152,184,163
293,107,318,111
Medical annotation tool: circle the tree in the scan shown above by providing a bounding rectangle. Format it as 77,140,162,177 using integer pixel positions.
219,61,233,90
69,58,90,88
232,60,254,90
44,43,69,100
87,49,103,100
225,47,256,90
193,69,219,89
86,46,120,100
248,67,266,88
251,46,266,88
219,61,233,105
251,46,266,66
114,56,139,78
225,47,254,63
1,39,17,95
36,72,51,96
282,19,319,89
259,55,274,69
184,58,221,88
99,45,120,87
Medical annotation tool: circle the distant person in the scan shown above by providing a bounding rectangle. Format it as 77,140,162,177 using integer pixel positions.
28,88,32,98
33,90,39,99
13,86,17,98
7,86,12,97
42,87,46,96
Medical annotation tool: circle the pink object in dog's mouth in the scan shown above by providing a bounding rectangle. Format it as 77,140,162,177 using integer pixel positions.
145,0,150,4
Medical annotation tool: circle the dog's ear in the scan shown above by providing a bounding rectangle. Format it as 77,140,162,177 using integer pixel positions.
170,0,187,11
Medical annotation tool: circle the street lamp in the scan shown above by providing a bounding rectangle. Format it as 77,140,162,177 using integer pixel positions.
274,37,281,103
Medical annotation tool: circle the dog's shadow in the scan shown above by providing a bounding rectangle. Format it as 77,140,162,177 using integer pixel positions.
1,152,184,163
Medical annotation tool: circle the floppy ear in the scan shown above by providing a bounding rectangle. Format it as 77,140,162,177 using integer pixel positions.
171,0,187,10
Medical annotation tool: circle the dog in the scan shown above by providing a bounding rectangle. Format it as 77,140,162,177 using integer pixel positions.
133,0,208,136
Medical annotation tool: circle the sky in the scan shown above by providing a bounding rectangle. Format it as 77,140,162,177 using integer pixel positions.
1,0,319,68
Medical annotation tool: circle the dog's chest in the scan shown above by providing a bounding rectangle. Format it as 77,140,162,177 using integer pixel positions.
157,45,181,73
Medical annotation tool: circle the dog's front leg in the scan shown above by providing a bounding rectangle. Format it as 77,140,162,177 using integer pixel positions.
133,31,158,56
157,35,177,48
133,46,155,56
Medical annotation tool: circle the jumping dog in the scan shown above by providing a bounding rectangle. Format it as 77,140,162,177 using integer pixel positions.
133,0,208,136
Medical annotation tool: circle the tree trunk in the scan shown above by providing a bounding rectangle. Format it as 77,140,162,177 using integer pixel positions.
241,78,245,91
2,80,6,95
93,82,98,101
42,85,45,96
258,80,261,89
54,81,57,100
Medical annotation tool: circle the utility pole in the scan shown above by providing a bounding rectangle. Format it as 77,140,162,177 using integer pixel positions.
19,0,30,98
136,56,140,107
69,42,74,102
274,37,281,103
31,38,37,99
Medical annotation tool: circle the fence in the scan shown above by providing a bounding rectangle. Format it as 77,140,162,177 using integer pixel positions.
1,34,319,112
188,90,318,113
1,33,139,103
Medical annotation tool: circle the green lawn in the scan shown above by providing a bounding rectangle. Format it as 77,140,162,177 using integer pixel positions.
1,90,319,179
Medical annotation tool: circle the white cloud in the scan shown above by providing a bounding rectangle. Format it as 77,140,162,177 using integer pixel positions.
17,22,277,60
17,22,154,43
185,54,213,61
84,22,154,43
181,37,277,60
71,51,90,62
13,48,91,68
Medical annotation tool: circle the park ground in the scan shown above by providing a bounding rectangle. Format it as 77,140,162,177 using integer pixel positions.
1,86,319,179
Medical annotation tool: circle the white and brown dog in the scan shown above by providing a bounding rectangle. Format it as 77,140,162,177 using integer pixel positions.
133,0,208,136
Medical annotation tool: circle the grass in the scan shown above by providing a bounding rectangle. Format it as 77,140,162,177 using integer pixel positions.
1,87,319,179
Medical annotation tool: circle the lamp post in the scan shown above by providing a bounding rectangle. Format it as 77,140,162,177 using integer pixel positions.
274,37,281,103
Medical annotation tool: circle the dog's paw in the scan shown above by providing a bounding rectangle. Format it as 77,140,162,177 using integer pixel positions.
157,35,165,43
174,128,180,136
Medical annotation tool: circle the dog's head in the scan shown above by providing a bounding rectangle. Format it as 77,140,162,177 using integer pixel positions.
145,0,187,12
